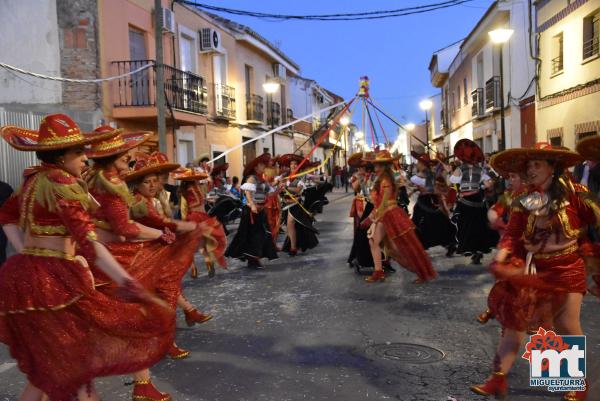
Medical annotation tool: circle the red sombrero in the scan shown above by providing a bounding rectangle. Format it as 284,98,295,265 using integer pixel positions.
363,149,398,164
124,151,180,181
411,151,439,167
1,113,117,151
454,139,484,164
576,135,600,161
210,162,229,176
172,167,209,181
491,142,583,175
86,126,152,159
243,152,271,177
276,153,304,168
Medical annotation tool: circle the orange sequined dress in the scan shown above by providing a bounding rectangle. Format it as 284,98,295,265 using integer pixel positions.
488,183,599,331
370,176,437,281
0,165,173,401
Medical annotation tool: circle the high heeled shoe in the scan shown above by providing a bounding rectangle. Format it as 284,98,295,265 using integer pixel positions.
131,379,171,401
184,308,213,326
190,263,198,279
365,270,385,283
563,380,588,400
470,372,508,400
166,343,189,360
477,308,493,324
288,248,298,257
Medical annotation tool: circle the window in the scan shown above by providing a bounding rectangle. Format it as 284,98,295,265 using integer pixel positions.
463,78,468,105
551,33,564,75
549,136,563,146
451,91,455,112
456,86,461,109
244,64,254,96
583,11,599,59
577,131,597,142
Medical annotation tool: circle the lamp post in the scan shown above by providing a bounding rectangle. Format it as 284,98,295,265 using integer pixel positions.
419,99,433,154
263,80,280,155
489,28,514,151
340,115,350,167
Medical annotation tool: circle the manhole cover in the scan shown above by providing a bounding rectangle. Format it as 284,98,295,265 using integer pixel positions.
365,343,445,364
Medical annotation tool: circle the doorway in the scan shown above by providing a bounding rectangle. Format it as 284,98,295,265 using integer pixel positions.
242,136,256,172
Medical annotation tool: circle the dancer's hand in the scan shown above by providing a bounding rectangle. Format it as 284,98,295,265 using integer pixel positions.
494,248,509,263
250,204,258,214
160,227,176,244
116,278,169,309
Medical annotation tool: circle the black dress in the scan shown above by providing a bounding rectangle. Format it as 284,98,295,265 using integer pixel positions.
225,176,278,261
412,193,457,250
282,179,319,252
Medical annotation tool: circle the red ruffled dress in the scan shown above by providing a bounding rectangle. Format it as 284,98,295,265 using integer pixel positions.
132,192,227,269
489,184,599,331
0,165,173,401
178,181,228,267
264,177,282,246
87,168,213,308
370,177,437,281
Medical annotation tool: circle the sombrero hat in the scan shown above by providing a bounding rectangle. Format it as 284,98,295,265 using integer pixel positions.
364,149,398,164
454,139,484,164
86,126,152,159
124,151,180,181
348,152,374,168
211,162,229,176
194,153,210,165
172,167,209,181
1,113,117,151
576,135,600,161
411,150,439,167
276,153,304,168
243,152,271,177
490,142,583,175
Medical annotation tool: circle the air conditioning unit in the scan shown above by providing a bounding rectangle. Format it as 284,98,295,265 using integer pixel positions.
273,63,286,79
161,8,175,33
199,28,221,52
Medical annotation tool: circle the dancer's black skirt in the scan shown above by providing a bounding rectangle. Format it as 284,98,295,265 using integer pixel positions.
225,206,278,260
347,201,376,267
412,194,457,249
452,191,499,254
282,204,319,252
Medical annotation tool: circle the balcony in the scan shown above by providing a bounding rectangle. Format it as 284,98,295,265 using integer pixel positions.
266,100,281,127
583,36,599,60
246,94,264,123
471,88,484,118
485,76,501,111
112,60,208,117
214,84,236,120
551,55,564,75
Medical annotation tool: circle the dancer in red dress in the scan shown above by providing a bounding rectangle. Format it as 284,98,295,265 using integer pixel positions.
363,150,437,283
470,143,594,401
174,166,228,280
85,131,218,400
0,114,173,401
125,154,227,324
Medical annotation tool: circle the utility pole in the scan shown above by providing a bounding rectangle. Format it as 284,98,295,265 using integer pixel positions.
155,0,167,152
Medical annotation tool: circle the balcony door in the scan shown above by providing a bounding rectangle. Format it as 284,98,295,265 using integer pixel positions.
213,54,227,115
128,27,149,106
176,131,195,166
179,28,197,110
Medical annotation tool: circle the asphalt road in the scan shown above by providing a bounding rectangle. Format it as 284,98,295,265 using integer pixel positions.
0,190,598,401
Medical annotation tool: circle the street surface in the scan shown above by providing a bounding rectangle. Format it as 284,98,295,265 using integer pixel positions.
0,191,598,401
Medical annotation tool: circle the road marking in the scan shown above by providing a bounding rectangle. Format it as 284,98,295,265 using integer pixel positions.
0,362,16,374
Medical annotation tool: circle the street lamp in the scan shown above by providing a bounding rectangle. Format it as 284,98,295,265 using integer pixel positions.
489,28,513,151
405,123,416,132
263,79,280,154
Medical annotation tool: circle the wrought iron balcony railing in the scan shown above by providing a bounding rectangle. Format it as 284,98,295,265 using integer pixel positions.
246,94,264,122
551,55,564,75
583,36,599,60
485,76,500,111
112,60,208,115
214,84,236,120
471,88,484,118
266,101,281,127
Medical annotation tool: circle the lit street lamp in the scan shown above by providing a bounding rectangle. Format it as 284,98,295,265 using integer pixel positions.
419,100,433,154
263,79,280,155
489,28,513,151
